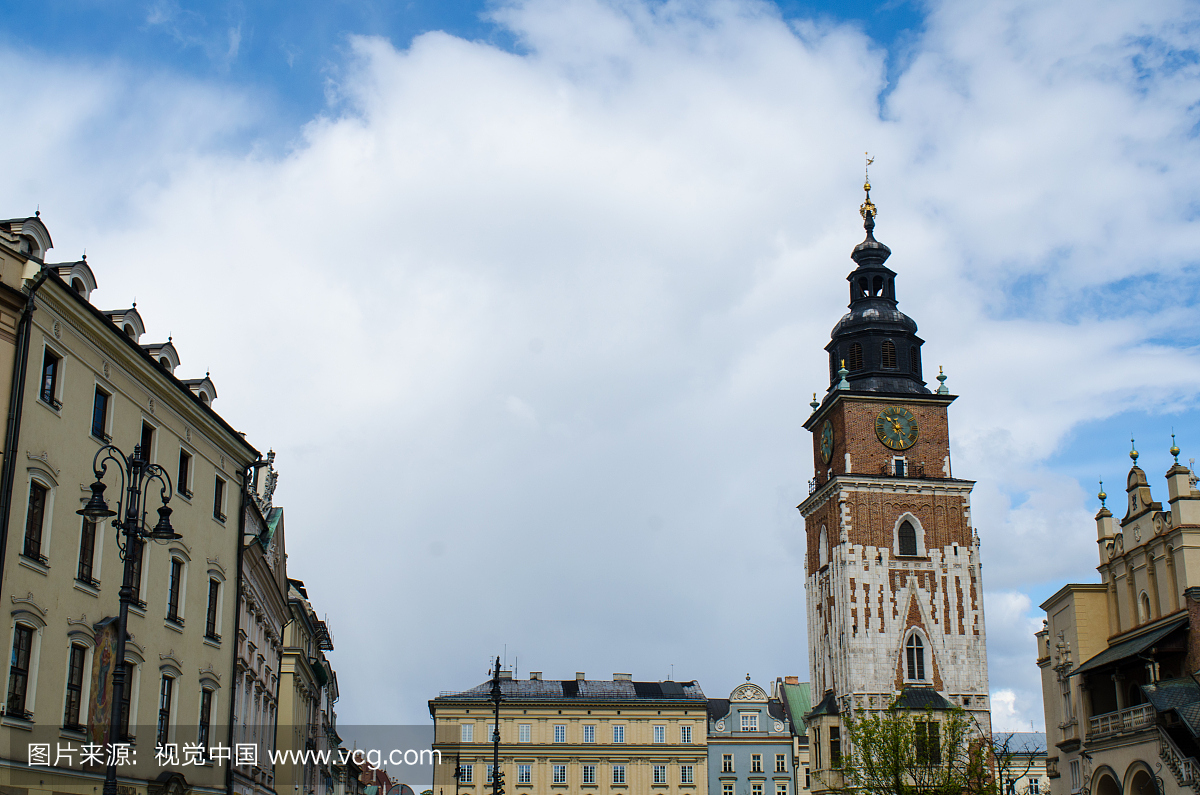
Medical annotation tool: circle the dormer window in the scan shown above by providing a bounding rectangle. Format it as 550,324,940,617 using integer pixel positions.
124,324,135,338
72,279,85,294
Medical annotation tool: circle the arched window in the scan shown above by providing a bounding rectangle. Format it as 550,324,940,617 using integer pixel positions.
898,521,917,556
872,276,884,296
882,340,897,369
848,343,864,371
910,346,920,376
1140,592,1152,624
819,525,828,568
906,634,926,681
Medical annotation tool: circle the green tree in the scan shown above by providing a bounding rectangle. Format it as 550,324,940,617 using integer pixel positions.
837,702,997,795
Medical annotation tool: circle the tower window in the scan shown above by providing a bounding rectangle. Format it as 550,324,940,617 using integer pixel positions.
848,343,864,371
882,340,897,369
872,276,883,297
898,520,917,556
910,346,920,376
906,634,926,681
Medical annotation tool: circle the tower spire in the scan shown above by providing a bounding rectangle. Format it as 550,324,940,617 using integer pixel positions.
860,153,876,227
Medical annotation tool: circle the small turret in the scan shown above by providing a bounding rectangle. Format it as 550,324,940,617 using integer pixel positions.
1096,481,1114,563
1166,435,1200,526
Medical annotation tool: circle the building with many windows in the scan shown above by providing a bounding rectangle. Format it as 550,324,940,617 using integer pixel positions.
0,213,259,794
774,678,810,795
1037,445,1200,795
706,679,796,795
429,672,708,795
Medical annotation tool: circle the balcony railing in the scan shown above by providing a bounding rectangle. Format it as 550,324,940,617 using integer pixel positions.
1089,703,1154,737
1159,726,1200,785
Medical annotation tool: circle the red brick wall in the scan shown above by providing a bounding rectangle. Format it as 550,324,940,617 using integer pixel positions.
811,397,951,484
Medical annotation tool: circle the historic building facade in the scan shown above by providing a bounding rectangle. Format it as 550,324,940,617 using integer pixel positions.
429,672,708,795
706,680,795,795
0,214,259,795
1037,445,1200,795
797,187,991,792
276,578,337,795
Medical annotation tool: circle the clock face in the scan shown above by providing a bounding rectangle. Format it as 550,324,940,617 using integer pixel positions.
820,420,834,464
875,406,919,450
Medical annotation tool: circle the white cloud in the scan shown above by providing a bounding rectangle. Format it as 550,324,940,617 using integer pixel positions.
1,0,1198,725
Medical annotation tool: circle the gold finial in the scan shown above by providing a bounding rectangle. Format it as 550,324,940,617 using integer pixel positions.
1098,479,1107,507
1130,436,1139,464
1171,432,1181,463
860,152,877,221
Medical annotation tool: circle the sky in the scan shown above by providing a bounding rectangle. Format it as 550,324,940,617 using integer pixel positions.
1,0,1199,737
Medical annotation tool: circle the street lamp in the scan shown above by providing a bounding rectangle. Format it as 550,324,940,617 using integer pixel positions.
489,658,503,795
78,442,179,795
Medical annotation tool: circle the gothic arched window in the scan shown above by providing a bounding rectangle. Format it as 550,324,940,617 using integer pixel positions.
848,343,864,371
910,346,920,376
882,340,897,369
906,634,926,681
898,520,917,556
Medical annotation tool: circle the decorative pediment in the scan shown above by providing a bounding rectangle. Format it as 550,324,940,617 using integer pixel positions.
730,683,768,702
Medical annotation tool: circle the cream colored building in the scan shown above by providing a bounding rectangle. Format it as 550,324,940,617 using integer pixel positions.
275,579,337,795
1037,445,1200,795
0,213,260,795
429,672,708,795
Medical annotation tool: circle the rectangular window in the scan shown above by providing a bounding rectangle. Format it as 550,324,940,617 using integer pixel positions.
459,765,473,784
1031,780,1041,795
680,724,692,743
752,754,763,773
723,785,734,795
23,481,48,561
752,784,763,795
813,727,821,769
77,518,97,585
612,765,625,784
741,713,758,732
198,688,213,750
519,723,531,743
830,726,842,766
157,675,174,746
461,723,474,742
915,722,939,765
91,388,110,440
722,754,733,773
167,558,184,622
213,477,226,521
486,765,494,783
776,753,788,773
129,539,145,606
118,662,134,738
6,624,33,716
894,457,907,477
40,349,60,407
554,723,566,742
583,724,595,743
205,580,221,640
679,765,693,784
777,784,787,795
805,768,810,788
140,422,155,463
553,765,567,784
518,764,531,784
582,765,596,785
64,643,86,727
653,725,665,743
653,765,667,784
612,724,625,743
178,450,192,498
1070,760,1081,791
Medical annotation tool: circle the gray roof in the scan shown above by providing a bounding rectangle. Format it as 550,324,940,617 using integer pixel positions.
1142,678,1200,712
998,732,1047,755
1072,618,1187,676
893,687,955,711
435,678,705,702
806,690,839,720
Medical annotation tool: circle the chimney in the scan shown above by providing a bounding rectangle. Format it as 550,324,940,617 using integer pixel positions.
576,672,586,681
530,672,542,681
785,676,800,685
499,670,513,680
1186,588,1200,675
613,673,632,681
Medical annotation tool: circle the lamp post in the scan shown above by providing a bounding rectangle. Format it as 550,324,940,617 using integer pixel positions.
489,658,503,795
78,443,179,795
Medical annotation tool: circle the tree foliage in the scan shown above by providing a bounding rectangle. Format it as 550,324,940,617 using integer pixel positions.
837,703,997,795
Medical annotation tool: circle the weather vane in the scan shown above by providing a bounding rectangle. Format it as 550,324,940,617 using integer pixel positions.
860,152,877,221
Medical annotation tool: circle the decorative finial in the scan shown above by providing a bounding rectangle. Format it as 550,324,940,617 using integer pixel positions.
35,206,40,218
810,392,820,411
745,673,751,682
1130,436,1139,464
81,250,86,262
860,153,877,223
168,335,172,343
1171,432,1181,464
836,360,850,390
206,370,210,378
936,365,949,395
132,300,136,309
1098,480,1107,507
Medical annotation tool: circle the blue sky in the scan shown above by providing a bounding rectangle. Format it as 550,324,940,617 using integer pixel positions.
2,0,1199,736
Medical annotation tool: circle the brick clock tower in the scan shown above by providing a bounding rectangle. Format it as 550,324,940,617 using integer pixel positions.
798,180,991,785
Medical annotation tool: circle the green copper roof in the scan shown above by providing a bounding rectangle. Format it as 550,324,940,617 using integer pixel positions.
780,682,811,736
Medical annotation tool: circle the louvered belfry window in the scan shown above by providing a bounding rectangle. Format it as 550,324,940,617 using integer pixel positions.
910,346,920,375
848,343,864,371
882,340,897,368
